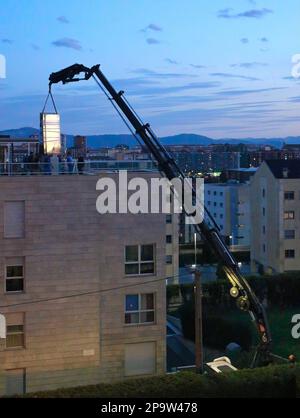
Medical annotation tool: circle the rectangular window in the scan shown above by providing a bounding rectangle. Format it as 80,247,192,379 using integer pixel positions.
125,293,155,325
4,201,25,238
166,255,173,265
166,215,172,224
5,258,24,293
6,313,25,349
125,244,155,275
124,342,156,377
263,226,266,235
262,207,266,216
285,230,295,239
285,249,295,259
284,191,295,200
166,235,172,244
284,211,295,220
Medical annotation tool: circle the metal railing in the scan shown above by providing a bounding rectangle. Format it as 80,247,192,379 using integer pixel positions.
0,160,157,176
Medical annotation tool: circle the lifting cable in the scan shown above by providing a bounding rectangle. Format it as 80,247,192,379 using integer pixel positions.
42,86,58,114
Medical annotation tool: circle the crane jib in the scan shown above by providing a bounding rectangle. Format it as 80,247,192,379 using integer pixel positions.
48,63,279,366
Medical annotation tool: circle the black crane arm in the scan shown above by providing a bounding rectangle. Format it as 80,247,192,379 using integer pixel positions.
49,64,272,364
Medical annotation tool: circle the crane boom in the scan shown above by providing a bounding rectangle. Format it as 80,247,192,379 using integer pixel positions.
49,63,272,366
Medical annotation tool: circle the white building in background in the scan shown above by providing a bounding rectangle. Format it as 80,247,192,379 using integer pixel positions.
40,113,61,155
204,182,250,250
250,160,300,274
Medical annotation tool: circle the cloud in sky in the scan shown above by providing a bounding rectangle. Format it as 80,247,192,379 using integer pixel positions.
218,8,273,19
2,38,13,44
141,23,162,32
190,64,206,69
260,37,269,42
52,37,82,50
241,38,249,44
165,58,178,65
57,16,69,24
30,43,40,51
231,62,268,69
146,38,161,45
210,72,260,81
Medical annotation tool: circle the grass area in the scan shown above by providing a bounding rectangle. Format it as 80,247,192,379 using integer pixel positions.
210,306,300,361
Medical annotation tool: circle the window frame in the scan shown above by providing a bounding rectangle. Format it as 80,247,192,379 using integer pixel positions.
284,230,296,240
124,244,156,276
284,211,295,220
6,324,25,350
5,262,24,294
284,191,295,201
124,293,155,326
285,249,295,259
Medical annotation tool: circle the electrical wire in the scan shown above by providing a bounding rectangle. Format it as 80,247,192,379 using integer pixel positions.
0,272,195,310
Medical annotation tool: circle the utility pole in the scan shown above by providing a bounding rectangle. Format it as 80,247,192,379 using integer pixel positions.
194,269,204,374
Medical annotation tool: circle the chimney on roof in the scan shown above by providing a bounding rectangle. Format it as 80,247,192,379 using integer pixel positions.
282,167,289,178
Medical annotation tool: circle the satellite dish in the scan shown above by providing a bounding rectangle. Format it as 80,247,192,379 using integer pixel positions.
0,314,6,339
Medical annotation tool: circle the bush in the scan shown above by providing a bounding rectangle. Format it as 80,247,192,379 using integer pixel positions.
22,365,298,398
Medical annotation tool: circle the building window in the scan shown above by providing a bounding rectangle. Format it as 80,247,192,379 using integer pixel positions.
284,191,295,200
214,202,217,207
166,255,173,264
220,214,223,219
166,215,172,224
6,314,25,349
166,235,172,244
208,191,211,195
4,201,25,238
213,191,217,196
285,249,295,259
263,244,266,253
208,201,211,206
220,192,223,196
5,258,24,293
262,189,266,198
220,203,223,208
262,207,266,216
125,244,155,275
125,294,155,325
263,226,266,235
284,211,295,220
285,230,295,239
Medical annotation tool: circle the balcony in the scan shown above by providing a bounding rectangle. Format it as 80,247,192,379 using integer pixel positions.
0,160,157,176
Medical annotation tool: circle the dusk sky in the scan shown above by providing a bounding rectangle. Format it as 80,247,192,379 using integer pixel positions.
0,0,300,138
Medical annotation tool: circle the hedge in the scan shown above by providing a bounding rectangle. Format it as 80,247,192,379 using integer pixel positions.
167,272,300,311
22,365,298,398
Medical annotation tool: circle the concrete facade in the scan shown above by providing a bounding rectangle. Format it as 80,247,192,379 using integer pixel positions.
0,172,176,395
204,182,250,250
250,161,300,273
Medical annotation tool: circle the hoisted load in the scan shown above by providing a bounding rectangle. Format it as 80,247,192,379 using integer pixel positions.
40,88,61,155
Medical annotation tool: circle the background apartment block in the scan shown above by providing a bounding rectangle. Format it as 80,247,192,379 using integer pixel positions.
0,171,178,395
204,182,250,250
250,160,300,273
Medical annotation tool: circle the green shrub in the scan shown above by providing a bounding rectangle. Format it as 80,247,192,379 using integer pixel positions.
22,365,298,398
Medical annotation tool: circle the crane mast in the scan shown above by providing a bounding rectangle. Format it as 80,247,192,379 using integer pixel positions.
49,63,272,366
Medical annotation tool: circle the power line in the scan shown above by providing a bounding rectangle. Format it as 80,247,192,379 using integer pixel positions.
0,273,193,310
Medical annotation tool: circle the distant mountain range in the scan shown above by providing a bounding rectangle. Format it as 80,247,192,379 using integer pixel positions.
1,127,300,149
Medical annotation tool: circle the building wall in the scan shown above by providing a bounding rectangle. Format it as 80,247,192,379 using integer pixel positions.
0,173,168,395
204,183,250,249
250,162,300,273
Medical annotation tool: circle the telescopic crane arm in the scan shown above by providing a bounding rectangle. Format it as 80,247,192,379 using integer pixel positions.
49,64,272,366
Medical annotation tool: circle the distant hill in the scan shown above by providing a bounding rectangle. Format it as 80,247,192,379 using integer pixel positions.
1,127,300,149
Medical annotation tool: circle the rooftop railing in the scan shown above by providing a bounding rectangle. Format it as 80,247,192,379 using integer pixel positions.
0,160,157,176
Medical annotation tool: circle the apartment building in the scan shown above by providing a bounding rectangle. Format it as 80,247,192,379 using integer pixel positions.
0,166,178,395
204,182,250,250
250,160,300,273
